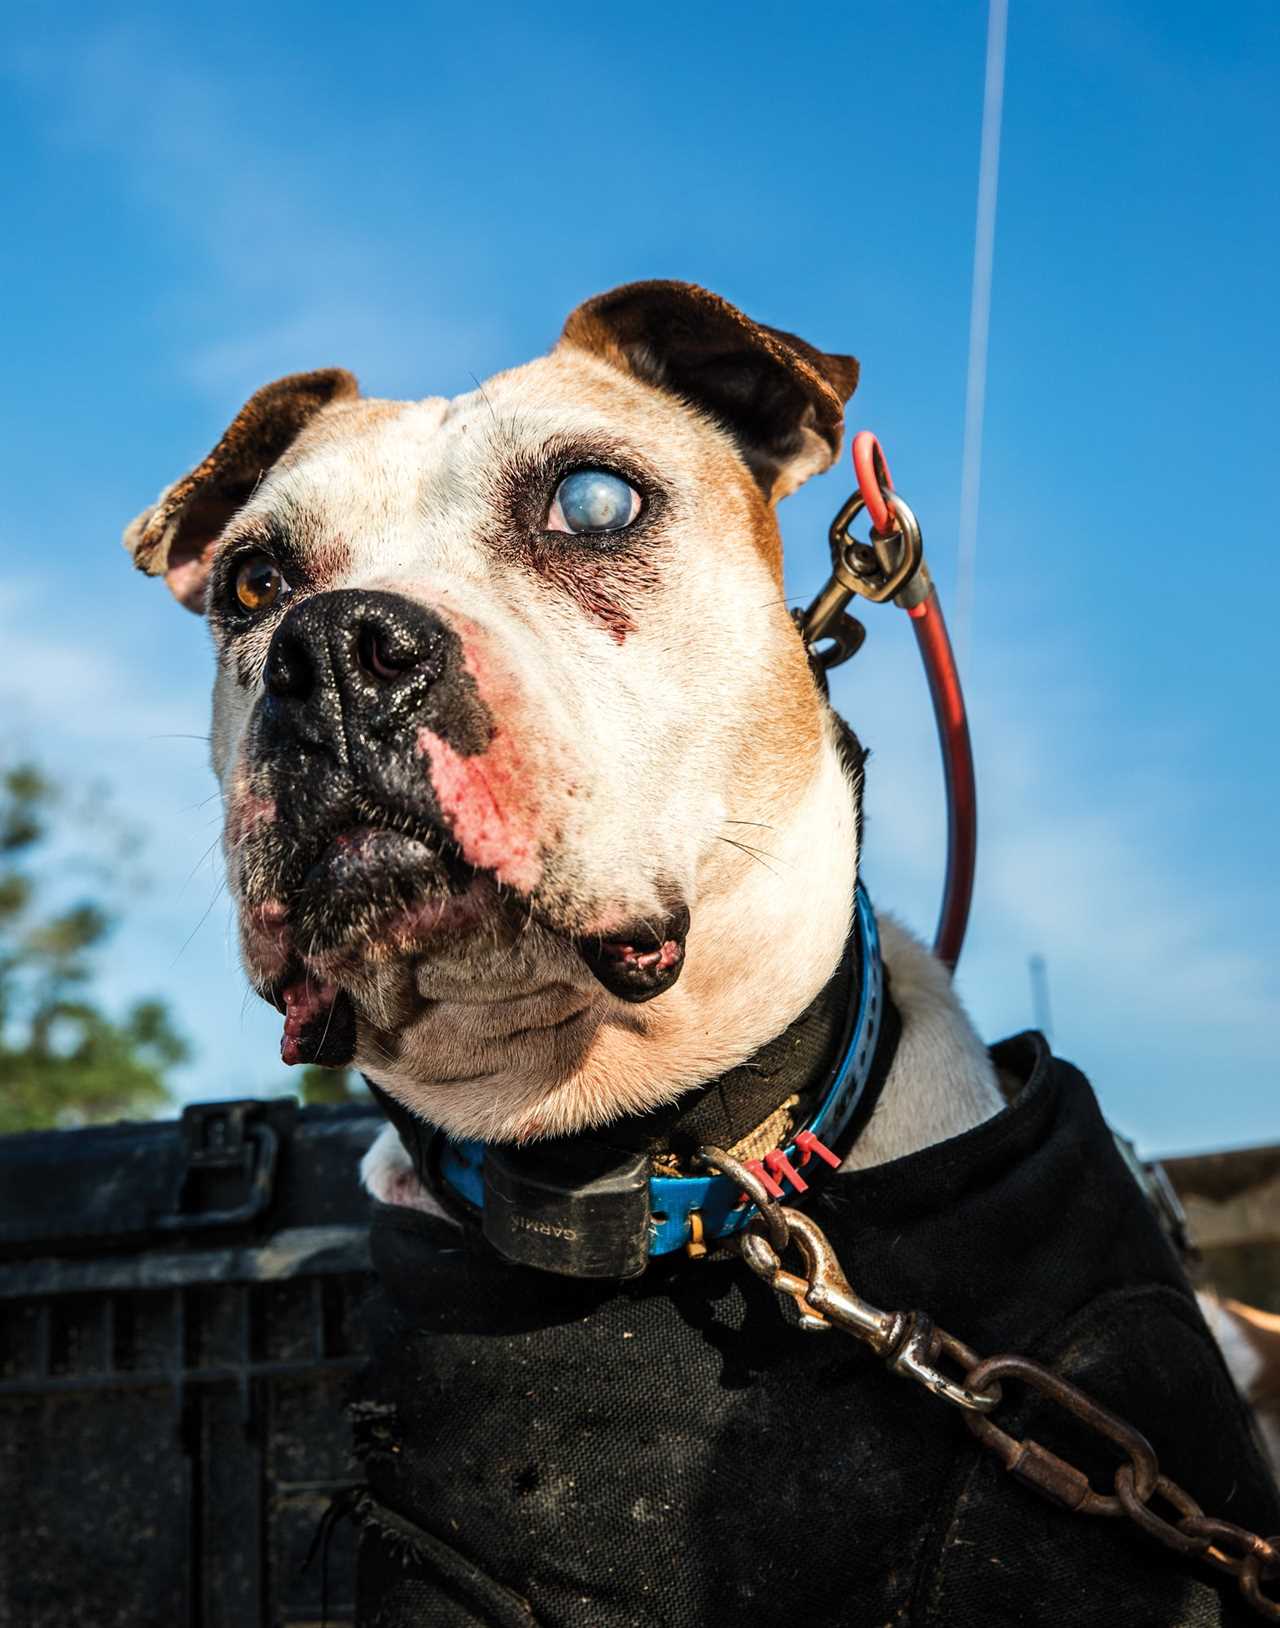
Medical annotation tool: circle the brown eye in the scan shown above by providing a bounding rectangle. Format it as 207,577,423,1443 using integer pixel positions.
233,553,287,614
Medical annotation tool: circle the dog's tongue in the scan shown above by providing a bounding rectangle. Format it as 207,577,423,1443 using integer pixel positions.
280,978,357,1068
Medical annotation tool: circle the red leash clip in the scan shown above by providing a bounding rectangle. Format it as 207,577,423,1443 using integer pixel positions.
763,1148,808,1194
794,1130,841,1170
742,1159,785,1202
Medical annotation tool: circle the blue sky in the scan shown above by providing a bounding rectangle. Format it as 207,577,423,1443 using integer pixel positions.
2,1,1277,1153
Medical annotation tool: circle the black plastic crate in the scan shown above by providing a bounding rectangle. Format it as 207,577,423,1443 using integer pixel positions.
0,1097,384,1628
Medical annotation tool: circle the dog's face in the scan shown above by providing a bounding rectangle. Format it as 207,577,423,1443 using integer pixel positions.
125,283,859,1139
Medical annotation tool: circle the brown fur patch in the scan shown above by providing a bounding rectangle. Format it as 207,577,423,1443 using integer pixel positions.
560,281,858,501
123,369,359,587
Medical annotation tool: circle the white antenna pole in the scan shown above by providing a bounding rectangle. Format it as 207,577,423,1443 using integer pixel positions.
1029,953,1053,1042
954,0,1009,673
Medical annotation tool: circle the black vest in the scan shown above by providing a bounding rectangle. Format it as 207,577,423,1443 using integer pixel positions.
347,1033,1278,1627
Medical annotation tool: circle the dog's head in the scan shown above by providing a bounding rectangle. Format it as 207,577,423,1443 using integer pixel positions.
125,282,860,1139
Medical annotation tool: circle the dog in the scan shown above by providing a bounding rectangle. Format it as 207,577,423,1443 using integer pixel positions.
124,282,1277,1626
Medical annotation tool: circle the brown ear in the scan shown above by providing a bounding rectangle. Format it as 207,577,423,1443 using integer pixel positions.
122,368,359,613
559,281,858,501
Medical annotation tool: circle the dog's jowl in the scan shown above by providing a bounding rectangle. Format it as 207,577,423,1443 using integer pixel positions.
125,282,1278,1626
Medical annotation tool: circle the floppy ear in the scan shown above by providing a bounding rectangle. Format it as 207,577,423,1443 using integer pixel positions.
559,281,858,501
122,368,359,612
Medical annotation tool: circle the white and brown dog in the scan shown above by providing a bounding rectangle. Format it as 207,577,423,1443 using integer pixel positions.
123,283,1277,1625
125,282,998,1167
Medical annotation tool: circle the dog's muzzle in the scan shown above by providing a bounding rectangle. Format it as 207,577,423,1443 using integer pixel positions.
248,590,487,952
246,587,689,1020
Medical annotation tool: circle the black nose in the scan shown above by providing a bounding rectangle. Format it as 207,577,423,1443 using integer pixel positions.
261,590,485,766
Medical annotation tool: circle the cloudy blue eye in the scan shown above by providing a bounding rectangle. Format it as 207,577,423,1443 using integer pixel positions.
548,469,641,535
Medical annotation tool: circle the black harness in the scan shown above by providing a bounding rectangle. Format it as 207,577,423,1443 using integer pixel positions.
350,1028,1278,1626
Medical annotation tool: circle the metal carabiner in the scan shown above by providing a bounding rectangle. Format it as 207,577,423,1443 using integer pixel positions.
798,487,927,672
739,1209,1002,1412
827,487,925,606
888,1313,1002,1414
739,1224,832,1333
793,603,866,671
775,1208,903,1349
738,1207,901,1346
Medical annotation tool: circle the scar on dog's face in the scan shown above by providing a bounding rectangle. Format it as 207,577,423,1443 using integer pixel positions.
123,282,858,1134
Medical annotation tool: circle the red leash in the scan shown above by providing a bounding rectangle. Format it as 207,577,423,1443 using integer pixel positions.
802,433,977,971
850,432,976,971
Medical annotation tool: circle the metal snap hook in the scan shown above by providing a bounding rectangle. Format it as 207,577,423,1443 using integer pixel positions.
826,488,925,606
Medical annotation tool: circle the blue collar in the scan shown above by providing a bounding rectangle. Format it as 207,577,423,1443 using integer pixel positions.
436,884,885,1262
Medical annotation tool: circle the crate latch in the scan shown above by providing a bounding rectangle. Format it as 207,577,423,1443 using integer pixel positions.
155,1101,280,1232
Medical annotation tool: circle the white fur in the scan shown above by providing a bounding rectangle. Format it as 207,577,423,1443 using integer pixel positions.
843,916,1003,1168
360,1124,449,1218
202,353,856,1144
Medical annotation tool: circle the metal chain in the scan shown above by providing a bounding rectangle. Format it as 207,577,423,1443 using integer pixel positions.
699,1149,1280,1621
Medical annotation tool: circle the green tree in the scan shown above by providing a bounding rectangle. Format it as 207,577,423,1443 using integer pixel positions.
0,763,188,1133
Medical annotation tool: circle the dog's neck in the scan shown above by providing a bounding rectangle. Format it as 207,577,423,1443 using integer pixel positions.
363,720,1003,1203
